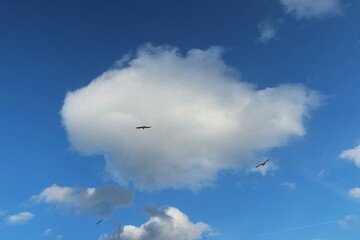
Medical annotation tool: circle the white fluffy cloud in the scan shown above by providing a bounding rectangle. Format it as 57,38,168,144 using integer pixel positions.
32,184,133,217
348,188,360,199
257,21,277,43
99,206,210,240
279,0,342,19
5,211,34,225
61,44,320,190
340,144,360,168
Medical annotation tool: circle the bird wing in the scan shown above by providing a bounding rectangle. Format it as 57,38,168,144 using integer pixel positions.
255,163,262,168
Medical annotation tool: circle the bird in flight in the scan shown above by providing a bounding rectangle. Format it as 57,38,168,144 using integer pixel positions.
255,159,270,168
95,219,103,225
136,126,151,129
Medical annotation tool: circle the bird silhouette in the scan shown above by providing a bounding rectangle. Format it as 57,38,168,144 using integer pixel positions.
95,219,103,225
255,159,270,168
136,126,151,129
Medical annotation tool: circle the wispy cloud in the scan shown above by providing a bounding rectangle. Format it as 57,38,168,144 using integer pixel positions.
4,211,34,225
0,209,7,216
32,184,133,218
61,44,320,190
257,20,277,43
338,215,360,228
248,215,360,238
99,206,210,240
279,0,342,19
318,169,326,177
41,228,52,237
340,144,360,168
281,181,297,190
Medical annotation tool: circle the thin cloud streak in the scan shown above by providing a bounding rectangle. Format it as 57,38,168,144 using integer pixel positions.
245,216,360,239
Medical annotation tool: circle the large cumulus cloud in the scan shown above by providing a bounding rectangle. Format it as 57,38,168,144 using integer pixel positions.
61,44,320,190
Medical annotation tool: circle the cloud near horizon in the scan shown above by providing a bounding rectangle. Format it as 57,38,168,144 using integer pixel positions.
279,0,342,19
61,44,320,190
98,206,210,240
32,184,133,218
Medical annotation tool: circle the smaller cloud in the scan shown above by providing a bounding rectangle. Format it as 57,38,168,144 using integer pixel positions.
32,184,134,218
248,160,278,176
56,235,64,240
338,215,360,229
348,188,360,199
279,0,342,19
257,20,277,43
41,228,52,237
5,211,34,225
99,206,211,240
281,181,296,190
340,144,360,168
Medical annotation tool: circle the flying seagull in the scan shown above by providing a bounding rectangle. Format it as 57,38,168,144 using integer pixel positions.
96,219,103,225
255,159,270,168
136,126,151,129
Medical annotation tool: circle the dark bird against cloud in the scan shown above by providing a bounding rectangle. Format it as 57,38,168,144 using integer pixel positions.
255,159,270,168
136,126,151,129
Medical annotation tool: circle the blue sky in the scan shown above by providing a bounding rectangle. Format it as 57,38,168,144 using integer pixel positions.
1,0,360,239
